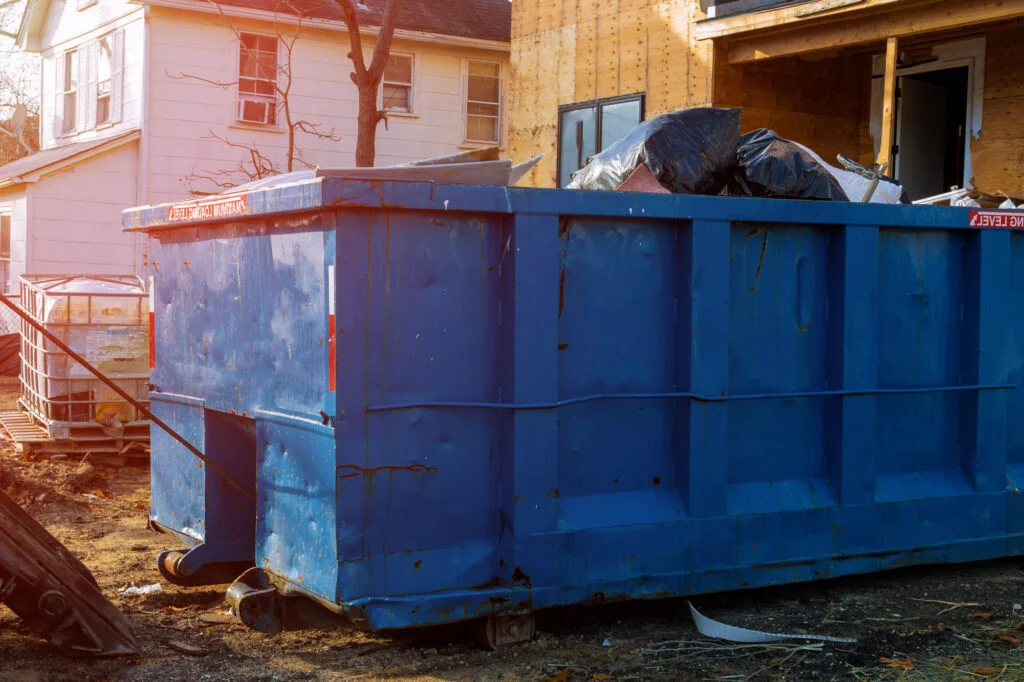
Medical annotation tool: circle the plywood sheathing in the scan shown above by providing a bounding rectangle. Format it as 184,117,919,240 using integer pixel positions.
510,0,714,187
972,25,1024,196
712,44,870,167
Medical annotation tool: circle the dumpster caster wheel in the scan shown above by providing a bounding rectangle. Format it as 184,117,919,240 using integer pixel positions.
156,550,188,584
476,614,535,651
157,550,250,587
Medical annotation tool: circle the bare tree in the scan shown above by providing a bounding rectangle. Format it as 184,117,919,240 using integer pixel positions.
334,0,403,167
171,0,341,193
0,0,39,164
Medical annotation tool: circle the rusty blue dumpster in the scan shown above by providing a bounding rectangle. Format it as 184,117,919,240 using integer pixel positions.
125,178,1024,641
138,183,335,586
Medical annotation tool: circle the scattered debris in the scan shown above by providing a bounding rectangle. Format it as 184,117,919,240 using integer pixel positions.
688,602,857,644
163,639,211,657
119,583,162,595
910,598,982,615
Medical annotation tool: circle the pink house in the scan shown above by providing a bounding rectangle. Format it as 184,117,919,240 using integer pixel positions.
0,0,511,292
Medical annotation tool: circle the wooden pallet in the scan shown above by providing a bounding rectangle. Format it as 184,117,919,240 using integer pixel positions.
0,411,149,465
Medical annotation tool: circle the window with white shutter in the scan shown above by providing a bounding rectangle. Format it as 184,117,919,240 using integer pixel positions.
96,35,113,125
59,49,78,136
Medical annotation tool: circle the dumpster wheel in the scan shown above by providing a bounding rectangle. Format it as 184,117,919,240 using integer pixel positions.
475,613,536,651
157,549,250,587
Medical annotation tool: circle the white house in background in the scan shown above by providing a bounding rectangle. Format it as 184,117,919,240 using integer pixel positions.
0,0,511,292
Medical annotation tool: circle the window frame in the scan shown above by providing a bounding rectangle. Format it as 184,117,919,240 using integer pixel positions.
60,49,78,136
464,58,502,145
95,34,113,127
235,31,280,127
0,212,11,296
379,52,415,115
556,92,646,188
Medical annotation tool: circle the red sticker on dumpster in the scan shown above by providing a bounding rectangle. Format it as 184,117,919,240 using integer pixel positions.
969,210,1024,229
167,194,248,223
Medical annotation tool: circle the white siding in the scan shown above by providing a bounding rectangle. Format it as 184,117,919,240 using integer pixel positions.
28,141,141,275
147,7,510,202
40,0,136,50
40,9,144,149
0,189,29,296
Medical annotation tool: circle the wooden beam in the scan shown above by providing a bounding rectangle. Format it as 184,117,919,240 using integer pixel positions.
726,0,1024,63
695,0,937,41
877,36,898,175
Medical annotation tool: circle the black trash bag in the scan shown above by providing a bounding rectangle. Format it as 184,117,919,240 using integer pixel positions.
730,129,849,201
567,107,741,195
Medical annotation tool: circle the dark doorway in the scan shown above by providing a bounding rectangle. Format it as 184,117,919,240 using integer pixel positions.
894,66,969,201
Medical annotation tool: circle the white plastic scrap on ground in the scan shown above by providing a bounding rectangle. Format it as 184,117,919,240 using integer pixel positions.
119,583,162,595
688,602,856,644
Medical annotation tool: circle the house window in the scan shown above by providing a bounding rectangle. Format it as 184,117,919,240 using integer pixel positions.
557,94,644,187
61,50,78,135
54,30,123,137
382,54,414,113
237,33,278,125
465,60,500,143
96,35,113,126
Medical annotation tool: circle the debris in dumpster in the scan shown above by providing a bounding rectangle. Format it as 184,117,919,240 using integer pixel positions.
0,488,139,655
615,164,671,194
953,195,982,208
728,129,849,201
688,602,856,644
567,107,741,195
834,153,906,204
914,187,1024,208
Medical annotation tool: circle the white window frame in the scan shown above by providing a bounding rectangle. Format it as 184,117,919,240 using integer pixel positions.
60,49,78,136
235,32,280,128
463,58,502,145
379,52,415,116
95,34,113,128
0,211,11,296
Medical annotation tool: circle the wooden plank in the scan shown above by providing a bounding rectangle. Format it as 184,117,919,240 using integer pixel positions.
726,0,1024,63
877,36,897,174
694,0,936,40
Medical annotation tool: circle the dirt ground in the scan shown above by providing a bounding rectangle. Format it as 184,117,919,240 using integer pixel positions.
1,377,1023,681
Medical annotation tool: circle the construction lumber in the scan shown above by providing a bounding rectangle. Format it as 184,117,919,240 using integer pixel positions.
726,0,1024,63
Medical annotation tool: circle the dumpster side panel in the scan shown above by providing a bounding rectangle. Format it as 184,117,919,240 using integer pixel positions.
255,410,337,603
335,210,506,604
153,220,335,416
1007,232,1024,492
149,393,206,545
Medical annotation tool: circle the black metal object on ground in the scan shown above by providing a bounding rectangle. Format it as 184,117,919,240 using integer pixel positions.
0,489,139,655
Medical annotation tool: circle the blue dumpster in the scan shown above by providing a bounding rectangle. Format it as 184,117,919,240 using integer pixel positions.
126,178,1024,639
141,193,335,585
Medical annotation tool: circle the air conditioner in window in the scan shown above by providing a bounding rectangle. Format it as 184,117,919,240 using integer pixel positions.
238,97,271,124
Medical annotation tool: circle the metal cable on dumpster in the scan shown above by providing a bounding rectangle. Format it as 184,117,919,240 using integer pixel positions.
0,294,257,501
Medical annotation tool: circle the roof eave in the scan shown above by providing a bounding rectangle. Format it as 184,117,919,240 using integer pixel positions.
135,0,510,51
16,0,51,52
0,130,141,189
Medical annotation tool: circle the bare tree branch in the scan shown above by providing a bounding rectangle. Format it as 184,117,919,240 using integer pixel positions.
179,0,344,190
